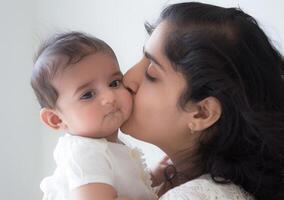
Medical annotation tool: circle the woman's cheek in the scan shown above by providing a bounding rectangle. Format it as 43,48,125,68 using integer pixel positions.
135,90,157,124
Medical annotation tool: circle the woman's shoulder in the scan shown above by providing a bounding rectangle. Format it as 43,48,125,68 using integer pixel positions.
160,174,254,200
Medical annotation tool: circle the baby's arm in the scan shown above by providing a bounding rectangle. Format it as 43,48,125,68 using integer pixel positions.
70,183,131,200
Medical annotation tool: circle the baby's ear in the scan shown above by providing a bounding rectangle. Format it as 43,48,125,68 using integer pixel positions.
40,108,65,131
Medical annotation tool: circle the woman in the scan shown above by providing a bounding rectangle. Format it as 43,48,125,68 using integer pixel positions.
121,2,284,200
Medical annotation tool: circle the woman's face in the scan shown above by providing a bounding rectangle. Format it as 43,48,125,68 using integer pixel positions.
121,22,192,148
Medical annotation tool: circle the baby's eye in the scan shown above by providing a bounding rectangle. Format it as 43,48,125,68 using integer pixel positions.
109,80,121,88
80,91,96,100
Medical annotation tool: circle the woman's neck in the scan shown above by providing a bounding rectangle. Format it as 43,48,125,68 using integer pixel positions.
160,136,204,185
156,145,204,197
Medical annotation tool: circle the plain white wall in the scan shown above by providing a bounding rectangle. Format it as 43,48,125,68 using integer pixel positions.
1,0,283,199
0,0,43,199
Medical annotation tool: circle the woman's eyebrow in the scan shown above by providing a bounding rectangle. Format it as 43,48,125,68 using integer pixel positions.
143,47,165,71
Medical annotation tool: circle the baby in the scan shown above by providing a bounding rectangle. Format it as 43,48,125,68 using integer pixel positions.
31,32,158,200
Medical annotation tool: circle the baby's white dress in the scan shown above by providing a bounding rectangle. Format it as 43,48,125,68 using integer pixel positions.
160,174,254,200
40,134,157,200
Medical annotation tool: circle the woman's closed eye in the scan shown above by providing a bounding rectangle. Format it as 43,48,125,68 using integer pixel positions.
145,65,157,82
145,70,156,81
80,90,96,100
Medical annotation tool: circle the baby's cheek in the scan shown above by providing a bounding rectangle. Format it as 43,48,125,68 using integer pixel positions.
79,110,99,126
121,90,133,117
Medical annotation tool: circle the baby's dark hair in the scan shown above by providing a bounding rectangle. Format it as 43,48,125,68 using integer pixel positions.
147,2,284,200
31,31,116,108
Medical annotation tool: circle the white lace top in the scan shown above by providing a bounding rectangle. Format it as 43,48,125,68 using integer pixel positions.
160,174,254,200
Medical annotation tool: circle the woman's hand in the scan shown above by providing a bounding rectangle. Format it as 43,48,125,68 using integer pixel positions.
150,156,171,187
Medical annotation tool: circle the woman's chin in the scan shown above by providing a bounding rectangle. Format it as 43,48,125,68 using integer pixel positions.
120,120,140,140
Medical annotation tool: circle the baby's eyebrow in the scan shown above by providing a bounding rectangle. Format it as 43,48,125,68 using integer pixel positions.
111,71,123,77
73,71,123,96
74,81,94,96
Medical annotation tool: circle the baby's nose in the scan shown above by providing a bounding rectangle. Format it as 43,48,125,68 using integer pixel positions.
101,90,115,106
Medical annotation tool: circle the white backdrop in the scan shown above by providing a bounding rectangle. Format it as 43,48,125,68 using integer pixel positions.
1,0,283,199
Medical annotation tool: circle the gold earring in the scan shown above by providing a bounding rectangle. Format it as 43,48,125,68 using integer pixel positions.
188,123,195,134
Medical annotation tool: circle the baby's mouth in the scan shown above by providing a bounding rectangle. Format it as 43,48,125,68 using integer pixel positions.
106,108,120,116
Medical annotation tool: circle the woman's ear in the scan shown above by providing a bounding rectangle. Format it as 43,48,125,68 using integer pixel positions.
187,97,221,132
40,108,67,131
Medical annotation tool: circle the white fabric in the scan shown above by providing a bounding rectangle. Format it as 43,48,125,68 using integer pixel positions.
40,134,158,200
160,174,254,200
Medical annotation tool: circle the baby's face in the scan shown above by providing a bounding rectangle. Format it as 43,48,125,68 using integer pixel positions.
52,52,132,140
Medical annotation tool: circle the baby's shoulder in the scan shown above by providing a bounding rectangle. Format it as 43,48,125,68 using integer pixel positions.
57,134,109,154
53,134,112,166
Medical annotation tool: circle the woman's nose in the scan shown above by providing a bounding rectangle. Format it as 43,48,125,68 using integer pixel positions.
123,57,150,95
123,67,139,95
